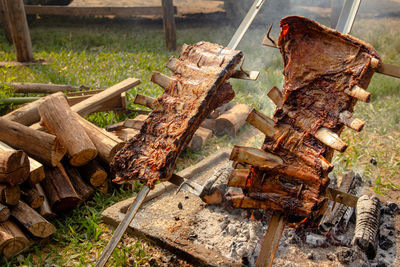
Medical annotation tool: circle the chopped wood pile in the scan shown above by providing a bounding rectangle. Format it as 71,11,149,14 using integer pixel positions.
227,16,381,221
111,41,244,188
0,78,140,258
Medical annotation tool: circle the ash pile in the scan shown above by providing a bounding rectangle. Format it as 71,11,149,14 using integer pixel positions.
190,166,397,267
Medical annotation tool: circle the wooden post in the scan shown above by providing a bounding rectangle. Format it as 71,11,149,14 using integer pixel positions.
0,0,12,43
162,0,177,51
2,0,33,62
11,201,56,238
0,117,66,166
0,220,30,258
38,94,98,167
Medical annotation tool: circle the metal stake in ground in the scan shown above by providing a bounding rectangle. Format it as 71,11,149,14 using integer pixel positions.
95,185,150,267
95,1,267,265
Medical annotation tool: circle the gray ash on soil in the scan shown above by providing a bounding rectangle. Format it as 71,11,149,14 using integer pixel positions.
189,166,398,267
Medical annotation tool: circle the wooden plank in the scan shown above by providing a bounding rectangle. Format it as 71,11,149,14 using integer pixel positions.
255,213,286,267
2,0,33,62
0,0,12,43
71,78,140,116
23,5,177,17
162,0,177,51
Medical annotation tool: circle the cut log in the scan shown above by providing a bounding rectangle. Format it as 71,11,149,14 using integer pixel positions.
97,180,108,194
71,78,140,116
64,164,95,201
0,150,30,186
20,187,44,209
188,127,212,151
319,172,363,233
0,117,66,166
78,160,107,187
113,128,140,141
151,71,175,89
344,85,371,103
267,86,283,106
2,92,65,126
0,141,45,186
0,203,10,222
41,166,81,213
215,104,251,137
352,195,381,259
74,114,124,163
339,111,365,132
34,184,56,220
200,118,216,132
0,220,30,258
2,0,33,62
133,94,156,109
0,184,20,206
10,201,56,238
38,94,97,166
315,127,348,152
8,82,82,94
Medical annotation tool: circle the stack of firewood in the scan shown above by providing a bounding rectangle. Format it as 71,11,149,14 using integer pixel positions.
0,78,140,258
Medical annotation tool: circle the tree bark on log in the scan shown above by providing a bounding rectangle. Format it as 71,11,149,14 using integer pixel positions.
34,184,56,220
41,166,81,213
10,201,56,238
2,92,65,126
0,220,30,258
64,163,95,201
0,140,45,186
0,203,10,222
38,94,97,167
352,195,381,259
0,184,20,206
188,127,212,151
21,186,44,209
0,150,30,186
0,117,66,166
78,160,107,187
215,104,251,137
74,113,124,163
8,82,83,94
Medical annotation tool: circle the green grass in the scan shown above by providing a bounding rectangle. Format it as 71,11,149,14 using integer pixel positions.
0,14,399,266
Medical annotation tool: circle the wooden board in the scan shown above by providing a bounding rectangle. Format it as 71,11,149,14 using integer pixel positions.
23,5,177,17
